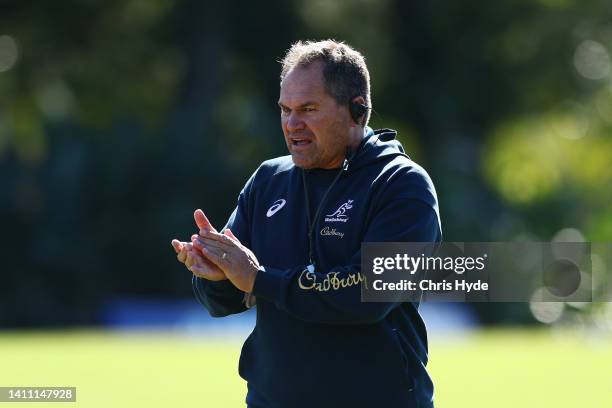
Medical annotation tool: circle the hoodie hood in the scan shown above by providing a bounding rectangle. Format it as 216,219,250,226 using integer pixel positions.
346,127,408,173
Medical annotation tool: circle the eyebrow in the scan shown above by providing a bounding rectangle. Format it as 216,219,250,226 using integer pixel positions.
277,101,319,109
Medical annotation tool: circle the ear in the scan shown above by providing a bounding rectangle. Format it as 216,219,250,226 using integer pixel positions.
349,96,368,126
351,96,366,106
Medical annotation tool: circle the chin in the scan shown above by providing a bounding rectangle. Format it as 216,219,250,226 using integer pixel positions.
292,160,311,169
290,155,314,169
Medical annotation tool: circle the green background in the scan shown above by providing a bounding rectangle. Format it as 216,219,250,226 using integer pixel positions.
1,330,610,407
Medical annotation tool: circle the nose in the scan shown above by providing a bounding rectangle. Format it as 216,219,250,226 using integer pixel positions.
285,111,305,132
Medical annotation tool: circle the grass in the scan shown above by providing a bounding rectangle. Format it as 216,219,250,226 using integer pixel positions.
0,329,610,407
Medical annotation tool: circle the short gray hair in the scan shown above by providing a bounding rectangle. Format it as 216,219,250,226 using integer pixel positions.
280,40,371,126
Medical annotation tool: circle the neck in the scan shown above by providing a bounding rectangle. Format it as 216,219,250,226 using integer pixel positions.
314,128,367,170
347,126,366,153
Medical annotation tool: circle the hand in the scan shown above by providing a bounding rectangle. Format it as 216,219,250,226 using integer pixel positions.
171,209,227,281
192,228,260,293
171,239,227,281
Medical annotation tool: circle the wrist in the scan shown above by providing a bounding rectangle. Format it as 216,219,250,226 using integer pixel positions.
245,264,264,293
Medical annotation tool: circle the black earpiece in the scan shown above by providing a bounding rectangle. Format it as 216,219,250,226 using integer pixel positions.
349,99,368,125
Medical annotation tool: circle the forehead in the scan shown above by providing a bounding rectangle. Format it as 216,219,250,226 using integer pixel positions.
279,62,330,105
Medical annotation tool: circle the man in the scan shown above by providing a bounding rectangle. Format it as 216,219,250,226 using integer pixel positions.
171,40,442,408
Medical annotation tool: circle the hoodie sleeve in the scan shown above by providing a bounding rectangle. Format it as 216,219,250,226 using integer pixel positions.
192,174,255,317
251,193,442,325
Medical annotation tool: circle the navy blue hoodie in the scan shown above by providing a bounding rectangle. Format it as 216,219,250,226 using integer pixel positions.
193,128,442,408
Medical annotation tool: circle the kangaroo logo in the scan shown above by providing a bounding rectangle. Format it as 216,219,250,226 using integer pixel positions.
325,200,354,223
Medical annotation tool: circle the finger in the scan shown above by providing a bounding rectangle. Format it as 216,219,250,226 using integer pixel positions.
184,245,221,275
191,234,206,254
201,229,236,245
187,247,209,266
193,236,233,253
194,209,218,234
224,229,240,244
189,263,206,274
200,245,230,267
185,251,195,268
186,247,208,269
190,263,226,281
171,239,184,254
191,235,206,251
189,258,223,276
191,234,217,244
190,263,212,275
194,233,232,248
177,242,193,263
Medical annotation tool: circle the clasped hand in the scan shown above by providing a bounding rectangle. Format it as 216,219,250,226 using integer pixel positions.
171,209,260,293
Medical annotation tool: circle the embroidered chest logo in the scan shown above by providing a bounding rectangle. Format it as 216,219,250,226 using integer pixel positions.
298,269,367,291
325,199,354,223
320,226,344,238
266,199,286,217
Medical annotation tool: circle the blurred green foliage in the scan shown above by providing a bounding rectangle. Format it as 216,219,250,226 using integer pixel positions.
1,0,611,326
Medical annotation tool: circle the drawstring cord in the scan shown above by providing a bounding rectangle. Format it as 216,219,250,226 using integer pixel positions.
301,147,353,270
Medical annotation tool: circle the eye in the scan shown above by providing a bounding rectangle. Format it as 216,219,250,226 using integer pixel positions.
303,106,316,112
280,106,290,114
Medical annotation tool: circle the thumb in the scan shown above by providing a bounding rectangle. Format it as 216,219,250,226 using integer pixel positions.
194,209,217,234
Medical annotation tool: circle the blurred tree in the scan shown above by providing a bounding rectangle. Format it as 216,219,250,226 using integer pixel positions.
0,0,610,326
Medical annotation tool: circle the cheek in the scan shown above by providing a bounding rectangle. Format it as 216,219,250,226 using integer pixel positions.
303,116,324,136
280,118,290,134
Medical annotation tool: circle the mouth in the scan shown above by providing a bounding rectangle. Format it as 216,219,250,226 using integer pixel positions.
289,137,313,147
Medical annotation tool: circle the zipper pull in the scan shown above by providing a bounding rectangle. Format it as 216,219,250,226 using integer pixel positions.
343,146,352,171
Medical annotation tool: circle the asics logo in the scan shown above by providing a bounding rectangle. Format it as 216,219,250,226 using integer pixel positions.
266,199,286,217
